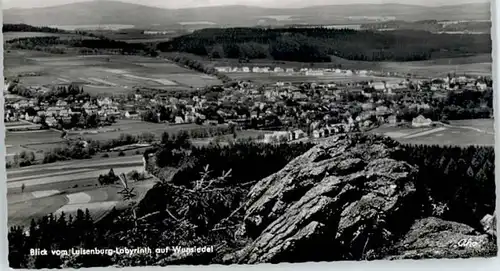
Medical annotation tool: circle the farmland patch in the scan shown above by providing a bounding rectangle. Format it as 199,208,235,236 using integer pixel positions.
403,127,448,139
67,120,206,141
7,52,219,92
370,119,493,146
4,32,70,41
8,194,69,228
66,192,93,204
32,190,61,199
7,166,142,189
88,77,118,86
122,74,177,85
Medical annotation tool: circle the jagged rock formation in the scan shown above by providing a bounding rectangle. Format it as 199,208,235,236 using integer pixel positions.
223,134,420,263
221,134,497,264
385,217,496,259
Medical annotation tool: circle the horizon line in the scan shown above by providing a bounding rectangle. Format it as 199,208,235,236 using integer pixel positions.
3,0,491,11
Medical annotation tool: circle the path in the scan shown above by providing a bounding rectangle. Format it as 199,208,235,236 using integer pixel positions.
436,122,494,135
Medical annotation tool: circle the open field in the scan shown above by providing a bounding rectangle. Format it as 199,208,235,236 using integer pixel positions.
120,38,173,43
5,120,232,160
7,155,151,228
5,129,63,151
5,129,65,161
49,24,136,31
369,119,494,146
169,52,492,78
379,61,491,77
5,120,42,131
67,120,215,141
225,72,403,84
5,50,222,92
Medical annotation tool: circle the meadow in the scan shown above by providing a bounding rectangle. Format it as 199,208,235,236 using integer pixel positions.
3,32,72,41
4,50,221,93
67,120,205,141
5,129,65,161
370,118,494,146
177,52,492,79
5,119,235,162
225,72,403,84
7,155,149,228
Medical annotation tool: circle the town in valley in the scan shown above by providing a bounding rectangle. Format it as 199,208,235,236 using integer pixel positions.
3,0,496,268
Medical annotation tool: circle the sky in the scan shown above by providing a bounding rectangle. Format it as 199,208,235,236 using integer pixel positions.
2,0,490,9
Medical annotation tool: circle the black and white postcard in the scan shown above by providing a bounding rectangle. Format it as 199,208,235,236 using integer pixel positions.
2,0,497,268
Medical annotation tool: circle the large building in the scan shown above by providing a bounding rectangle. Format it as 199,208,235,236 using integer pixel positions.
412,115,432,128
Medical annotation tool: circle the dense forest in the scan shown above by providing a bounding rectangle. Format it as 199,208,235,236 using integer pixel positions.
3,24,67,33
157,27,492,62
394,144,495,229
7,82,89,103
5,36,155,56
8,135,495,268
148,132,315,187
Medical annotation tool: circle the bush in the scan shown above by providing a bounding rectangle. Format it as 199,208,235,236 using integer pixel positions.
98,168,120,185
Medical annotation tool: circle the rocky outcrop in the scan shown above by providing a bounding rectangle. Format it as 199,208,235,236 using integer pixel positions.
384,217,496,260
481,214,497,238
223,134,420,263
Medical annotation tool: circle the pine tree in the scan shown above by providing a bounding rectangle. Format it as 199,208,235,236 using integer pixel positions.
444,158,457,176
466,166,475,178
84,209,92,222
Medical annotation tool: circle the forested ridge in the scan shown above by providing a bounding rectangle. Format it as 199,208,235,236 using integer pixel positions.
5,24,491,62
8,135,495,268
3,24,68,33
157,27,492,62
5,36,150,54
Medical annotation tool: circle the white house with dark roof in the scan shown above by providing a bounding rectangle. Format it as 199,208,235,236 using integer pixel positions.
412,115,432,128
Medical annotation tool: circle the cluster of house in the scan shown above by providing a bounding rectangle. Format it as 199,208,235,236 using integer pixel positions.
4,96,121,126
5,69,487,138
225,79,443,129
423,75,489,92
215,66,372,77
4,84,225,128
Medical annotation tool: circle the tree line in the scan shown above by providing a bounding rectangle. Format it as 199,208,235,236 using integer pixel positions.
393,143,495,229
3,24,68,33
166,55,231,82
8,209,114,268
5,36,158,57
38,126,238,166
157,27,491,62
8,81,89,103
149,132,315,187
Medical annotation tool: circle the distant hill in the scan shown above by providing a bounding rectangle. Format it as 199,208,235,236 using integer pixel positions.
3,0,491,27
